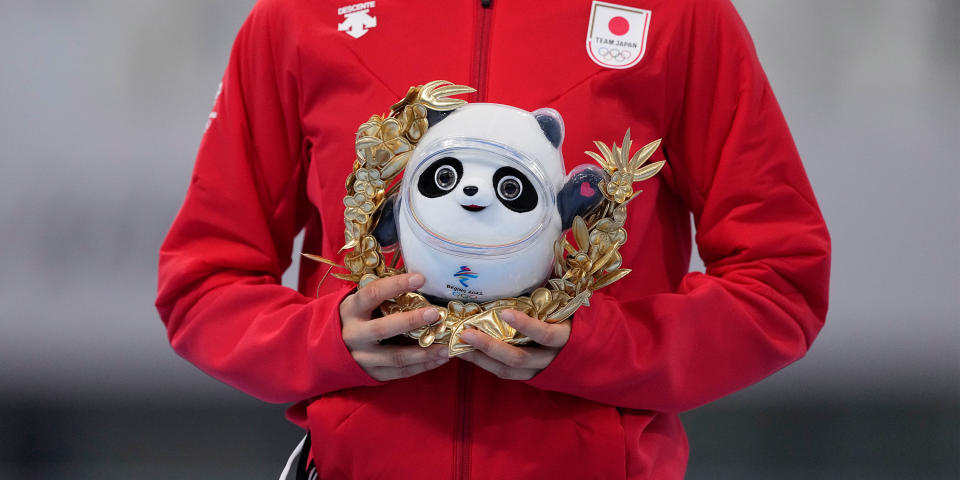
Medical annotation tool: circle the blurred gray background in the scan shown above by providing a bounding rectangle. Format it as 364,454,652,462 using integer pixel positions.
0,0,957,478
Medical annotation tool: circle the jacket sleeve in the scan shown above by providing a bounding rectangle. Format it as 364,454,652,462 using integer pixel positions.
156,2,378,404
527,0,830,413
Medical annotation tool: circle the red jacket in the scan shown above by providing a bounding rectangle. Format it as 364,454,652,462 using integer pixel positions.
156,0,830,478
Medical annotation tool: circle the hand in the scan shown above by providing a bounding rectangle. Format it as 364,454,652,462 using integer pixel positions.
340,273,449,381
458,310,571,381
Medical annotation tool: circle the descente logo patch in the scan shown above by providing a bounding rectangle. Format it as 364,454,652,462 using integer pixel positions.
338,1,377,39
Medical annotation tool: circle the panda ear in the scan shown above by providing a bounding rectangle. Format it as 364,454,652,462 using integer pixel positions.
427,109,452,127
533,108,564,148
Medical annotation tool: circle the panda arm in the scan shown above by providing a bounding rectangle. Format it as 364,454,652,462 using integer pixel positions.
557,165,606,230
371,194,399,249
524,0,829,413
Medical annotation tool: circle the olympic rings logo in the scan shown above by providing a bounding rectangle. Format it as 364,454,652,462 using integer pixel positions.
450,290,480,300
596,47,632,62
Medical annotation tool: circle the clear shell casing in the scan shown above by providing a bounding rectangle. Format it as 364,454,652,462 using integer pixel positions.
396,137,562,302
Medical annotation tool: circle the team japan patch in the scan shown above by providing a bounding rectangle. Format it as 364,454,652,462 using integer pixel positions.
586,1,651,69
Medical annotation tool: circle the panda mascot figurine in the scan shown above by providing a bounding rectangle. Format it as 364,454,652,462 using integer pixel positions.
373,103,604,303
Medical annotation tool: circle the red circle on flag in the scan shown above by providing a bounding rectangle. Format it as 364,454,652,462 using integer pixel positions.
608,16,630,36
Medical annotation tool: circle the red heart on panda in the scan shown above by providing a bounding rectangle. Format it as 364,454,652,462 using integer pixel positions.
580,182,596,197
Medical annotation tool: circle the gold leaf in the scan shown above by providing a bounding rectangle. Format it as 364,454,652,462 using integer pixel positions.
547,278,567,291
482,298,518,311
612,206,627,225
448,336,474,356
345,171,356,192
300,253,343,268
431,84,477,99
419,79,447,91
592,269,632,290
383,138,410,156
589,247,620,276
585,150,611,170
530,288,552,311
331,272,360,282
355,134,381,147
545,298,563,314
549,291,592,322
593,141,616,169
633,160,666,182
419,80,475,111
356,120,380,139
572,216,589,252
467,310,517,342
405,119,427,143
603,252,623,272
447,301,465,316
597,180,609,198
418,330,436,347
553,238,564,259
379,118,401,139
381,151,412,179
341,238,359,252
425,97,470,111
619,129,633,167
628,138,662,170
344,254,364,272
389,86,420,114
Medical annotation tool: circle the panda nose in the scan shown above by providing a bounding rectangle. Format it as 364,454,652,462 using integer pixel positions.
463,185,478,196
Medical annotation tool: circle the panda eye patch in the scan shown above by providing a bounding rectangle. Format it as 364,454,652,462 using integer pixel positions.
497,176,522,200
418,157,463,198
435,165,458,191
493,167,538,213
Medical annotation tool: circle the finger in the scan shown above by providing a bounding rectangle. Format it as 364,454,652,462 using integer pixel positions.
358,307,440,343
459,351,538,381
353,343,448,369
351,273,425,313
501,310,570,348
458,329,554,370
368,357,450,381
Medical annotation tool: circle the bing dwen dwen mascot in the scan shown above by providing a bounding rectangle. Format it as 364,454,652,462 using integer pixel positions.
305,81,664,356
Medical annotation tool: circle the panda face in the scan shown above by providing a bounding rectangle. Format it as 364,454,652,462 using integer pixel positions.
393,104,567,300
417,157,538,213
410,150,547,246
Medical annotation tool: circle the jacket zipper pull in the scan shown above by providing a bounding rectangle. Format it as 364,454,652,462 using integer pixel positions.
481,0,491,8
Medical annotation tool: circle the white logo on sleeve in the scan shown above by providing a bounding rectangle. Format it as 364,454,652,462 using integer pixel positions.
338,1,377,39
586,1,651,69
205,82,223,131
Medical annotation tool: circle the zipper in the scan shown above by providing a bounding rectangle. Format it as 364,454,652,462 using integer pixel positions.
471,0,493,102
455,4,490,478
453,362,473,480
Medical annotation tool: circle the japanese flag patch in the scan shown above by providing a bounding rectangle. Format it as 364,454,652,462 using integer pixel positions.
586,1,651,69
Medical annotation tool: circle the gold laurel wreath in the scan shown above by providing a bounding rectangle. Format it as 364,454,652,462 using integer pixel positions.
303,81,664,356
